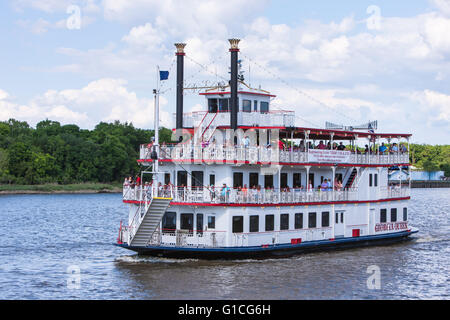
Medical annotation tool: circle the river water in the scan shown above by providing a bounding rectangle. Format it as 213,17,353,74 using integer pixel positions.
0,189,448,300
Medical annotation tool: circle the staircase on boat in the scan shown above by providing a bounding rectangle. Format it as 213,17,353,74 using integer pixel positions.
130,197,172,247
345,168,358,189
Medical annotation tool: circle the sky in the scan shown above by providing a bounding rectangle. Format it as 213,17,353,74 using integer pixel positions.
0,0,449,144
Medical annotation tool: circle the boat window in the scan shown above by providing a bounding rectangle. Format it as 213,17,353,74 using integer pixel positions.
208,216,215,229
180,213,194,233
260,101,269,113
264,174,274,188
253,100,258,112
196,214,203,235
177,171,187,187
403,208,407,221
208,99,218,113
374,174,378,187
295,213,303,229
391,208,397,222
280,214,289,230
308,212,317,228
280,172,288,188
293,173,302,188
242,99,252,112
191,171,204,189
249,172,259,188
322,212,330,227
335,212,339,224
164,173,170,185
369,174,373,187
380,209,387,223
219,98,229,112
265,214,274,231
233,172,243,188
232,216,244,233
309,173,315,189
209,174,215,186
249,215,259,232
162,212,176,232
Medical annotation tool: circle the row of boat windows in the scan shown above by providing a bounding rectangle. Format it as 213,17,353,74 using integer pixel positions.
173,171,340,189
160,208,407,233
208,98,269,113
162,212,215,233
381,208,407,223
232,212,330,233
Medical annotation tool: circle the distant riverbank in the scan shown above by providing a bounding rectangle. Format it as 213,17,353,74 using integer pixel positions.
411,180,450,188
0,183,122,195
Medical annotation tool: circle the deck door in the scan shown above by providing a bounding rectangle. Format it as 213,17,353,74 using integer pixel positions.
335,210,345,238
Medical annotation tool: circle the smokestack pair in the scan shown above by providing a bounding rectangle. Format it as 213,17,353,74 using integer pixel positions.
175,39,240,130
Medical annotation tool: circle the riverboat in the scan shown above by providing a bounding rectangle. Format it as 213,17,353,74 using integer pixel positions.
115,39,418,259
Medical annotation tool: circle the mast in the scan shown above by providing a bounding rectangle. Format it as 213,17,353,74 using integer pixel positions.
229,39,240,131
152,66,160,188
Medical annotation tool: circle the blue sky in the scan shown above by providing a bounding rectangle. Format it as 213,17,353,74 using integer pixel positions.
1,0,449,144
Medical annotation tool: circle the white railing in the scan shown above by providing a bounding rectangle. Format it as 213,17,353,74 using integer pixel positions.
233,228,334,247
123,184,173,201
124,185,362,204
143,144,409,166
175,110,296,129
148,230,227,248
124,184,411,205
379,185,411,199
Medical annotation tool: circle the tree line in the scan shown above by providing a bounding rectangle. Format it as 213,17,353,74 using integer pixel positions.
0,119,173,185
0,118,448,185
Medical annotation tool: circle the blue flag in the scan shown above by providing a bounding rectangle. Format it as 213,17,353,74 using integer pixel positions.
159,71,169,81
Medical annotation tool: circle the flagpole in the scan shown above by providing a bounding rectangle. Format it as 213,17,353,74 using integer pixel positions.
153,65,160,190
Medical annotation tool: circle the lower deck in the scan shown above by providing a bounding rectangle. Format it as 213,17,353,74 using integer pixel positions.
120,198,411,250
116,228,418,259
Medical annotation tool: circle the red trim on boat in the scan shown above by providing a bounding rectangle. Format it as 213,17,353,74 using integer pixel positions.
123,197,410,206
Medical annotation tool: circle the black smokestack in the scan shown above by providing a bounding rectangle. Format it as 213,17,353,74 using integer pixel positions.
229,39,240,130
175,43,186,129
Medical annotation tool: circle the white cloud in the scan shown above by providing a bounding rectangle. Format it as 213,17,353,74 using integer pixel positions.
7,0,450,144
410,89,450,127
12,0,101,13
430,0,450,16
0,79,172,129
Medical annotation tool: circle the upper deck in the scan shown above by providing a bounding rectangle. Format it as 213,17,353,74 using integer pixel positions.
176,109,295,129
141,144,410,166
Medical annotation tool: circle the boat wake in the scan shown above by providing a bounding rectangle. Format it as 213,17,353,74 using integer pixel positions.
114,255,199,264
414,236,449,244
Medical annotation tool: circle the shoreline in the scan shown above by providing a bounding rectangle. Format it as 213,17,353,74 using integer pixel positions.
0,184,122,195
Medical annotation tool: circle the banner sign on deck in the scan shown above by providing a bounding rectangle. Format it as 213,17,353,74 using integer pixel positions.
308,149,351,163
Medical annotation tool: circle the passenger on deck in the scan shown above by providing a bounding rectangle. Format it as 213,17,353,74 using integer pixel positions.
317,141,326,149
299,140,305,152
379,143,387,154
136,175,142,186
400,143,407,153
242,184,248,201
221,183,230,202
391,143,398,153
337,142,346,151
